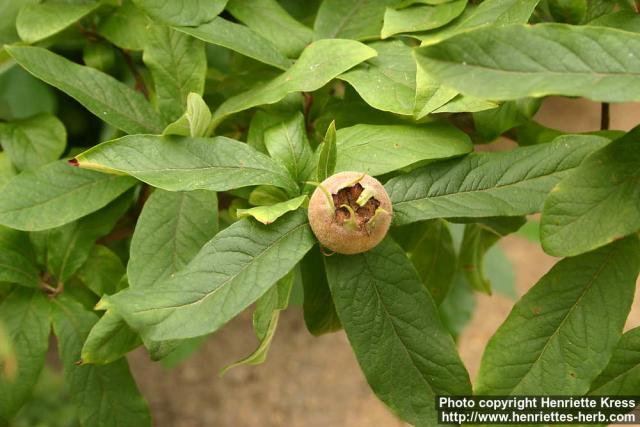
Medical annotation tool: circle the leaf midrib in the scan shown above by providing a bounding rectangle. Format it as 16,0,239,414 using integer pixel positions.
170,193,187,274
391,161,566,207
426,54,640,78
590,362,640,394
326,0,366,38
508,246,618,394
362,253,461,399
9,47,161,134
0,261,37,283
118,163,294,192
131,220,309,316
0,173,129,216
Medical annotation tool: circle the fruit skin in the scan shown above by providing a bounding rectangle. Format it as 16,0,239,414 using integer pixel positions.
308,171,392,255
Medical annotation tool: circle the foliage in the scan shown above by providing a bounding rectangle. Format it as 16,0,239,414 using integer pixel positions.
1,0,640,425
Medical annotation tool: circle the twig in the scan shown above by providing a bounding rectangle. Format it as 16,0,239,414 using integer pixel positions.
40,271,64,297
97,226,135,244
76,22,149,99
75,23,103,42
97,186,150,244
600,103,610,131
135,184,152,217
120,49,149,99
302,92,314,133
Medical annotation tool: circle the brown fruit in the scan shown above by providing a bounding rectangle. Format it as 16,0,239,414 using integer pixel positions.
308,171,392,255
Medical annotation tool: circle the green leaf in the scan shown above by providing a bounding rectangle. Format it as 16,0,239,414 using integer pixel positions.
300,246,341,336
416,23,640,103
128,189,218,290
316,121,337,182
143,25,206,123
589,327,640,395
0,0,38,45
541,127,640,257
163,92,212,137
176,18,291,71
115,189,217,362
0,321,15,388
75,135,298,195
584,0,615,22
138,335,185,362
81,309,141,366
548,0,587,24
226,0,313,58
484,246,517,300
516,120,565,146
473,99,541,143
264,112,314,183
0,288,49,422
314,0,399,41
132,0,226,26
159,335,207,368
590,10,640,33
97,0,150,51
0,226,39,287
108,210,315,341
515,219,540,242
211,39,377,127
248,185,289,206
0,114,66,171
475,237,640,395
237,195,307,225
247,110,288,153
0,160,136,231
393,219,457,304
339,40,416,116
83,42,116,72
51,294,150,427
417,0,540,45
76,245,126,296
431,93,499,114
315,91,408,133
458,217,525,294
1,50,14,76
221,272,293,374
396,0,464,6
5,46,164,134
381,0,467,39
413,62,458,119
335,123,472,176
255,272,292,338
0,66,57,121
16,2,100,43
438,272,476,339
324,238,471,426
36,191,132,283
0,153,17,189
386,135,610,225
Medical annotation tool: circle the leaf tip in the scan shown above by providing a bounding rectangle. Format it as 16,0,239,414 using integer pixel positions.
94,298,109,311
68,158,79,167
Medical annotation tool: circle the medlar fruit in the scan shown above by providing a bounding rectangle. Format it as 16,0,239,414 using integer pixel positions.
308,171,392,255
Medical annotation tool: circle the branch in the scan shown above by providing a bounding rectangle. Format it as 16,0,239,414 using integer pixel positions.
302,92,314,133
120,49,150,99
76,22,149,99
600,103,610,131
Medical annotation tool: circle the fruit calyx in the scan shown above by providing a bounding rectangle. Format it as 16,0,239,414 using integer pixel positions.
307,171,392,255
333,183,380,231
